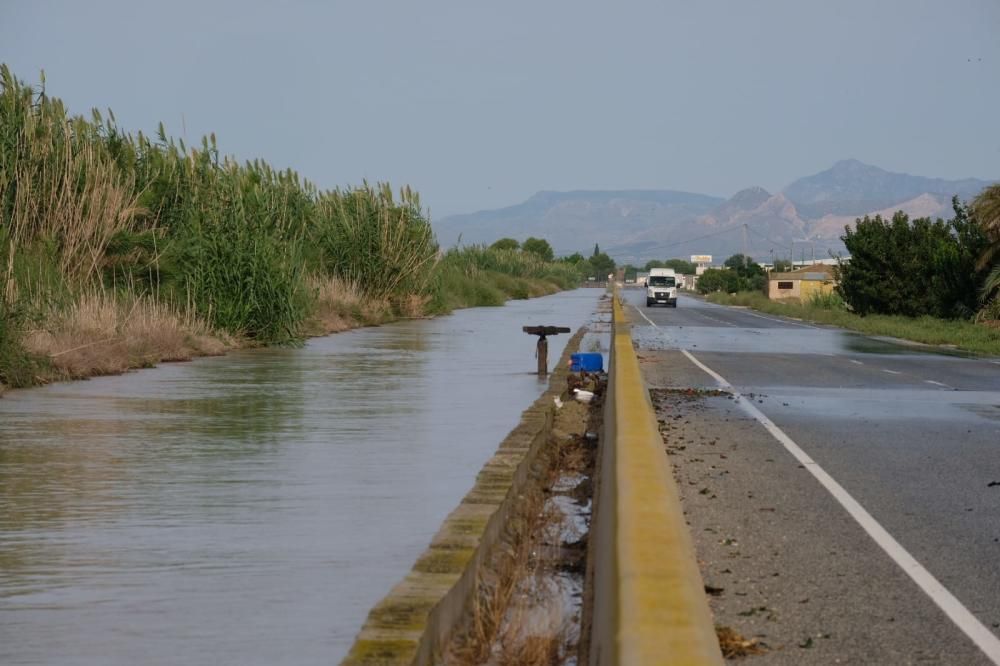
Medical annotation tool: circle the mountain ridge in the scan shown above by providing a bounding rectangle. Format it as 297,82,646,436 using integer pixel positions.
432,161,995,263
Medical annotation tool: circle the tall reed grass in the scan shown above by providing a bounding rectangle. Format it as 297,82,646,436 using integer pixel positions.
0,64,583,387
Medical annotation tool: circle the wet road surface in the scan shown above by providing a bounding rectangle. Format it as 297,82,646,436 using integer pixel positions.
0,289,603,666
628,290,1000,664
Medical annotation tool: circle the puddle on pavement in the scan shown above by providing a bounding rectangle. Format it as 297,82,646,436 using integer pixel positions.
630,324,959,358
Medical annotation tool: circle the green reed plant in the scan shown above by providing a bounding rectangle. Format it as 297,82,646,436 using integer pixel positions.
166,155,311,343
314,183,437,299
0,66,143,291
2,63,580,373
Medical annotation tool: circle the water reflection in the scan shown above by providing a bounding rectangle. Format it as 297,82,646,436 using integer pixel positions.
0,289,599,666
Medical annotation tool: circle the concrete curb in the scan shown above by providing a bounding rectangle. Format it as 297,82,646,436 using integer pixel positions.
343,328,585,665
588,292,723,665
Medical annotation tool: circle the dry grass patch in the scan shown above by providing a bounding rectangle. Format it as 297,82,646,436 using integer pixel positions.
25,290,228,380
307,274,393,334
447,392,598,665
447,486,560,665
716,625,766,659
397,292,430,319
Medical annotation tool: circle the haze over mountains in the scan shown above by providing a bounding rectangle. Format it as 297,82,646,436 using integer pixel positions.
432,160,995,264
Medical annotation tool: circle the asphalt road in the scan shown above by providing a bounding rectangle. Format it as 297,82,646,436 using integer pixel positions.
625,290,1000,664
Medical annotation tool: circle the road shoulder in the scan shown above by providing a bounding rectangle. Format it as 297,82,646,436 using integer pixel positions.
639,349,991,665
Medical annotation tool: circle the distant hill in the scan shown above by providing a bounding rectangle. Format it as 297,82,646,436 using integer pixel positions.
431,161,996,264
433,190,722,255
783,159,990,219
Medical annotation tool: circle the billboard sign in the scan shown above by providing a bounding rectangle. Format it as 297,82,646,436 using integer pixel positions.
690,255,712,264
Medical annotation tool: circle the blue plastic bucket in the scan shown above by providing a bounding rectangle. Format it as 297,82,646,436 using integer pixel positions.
570,352,604,372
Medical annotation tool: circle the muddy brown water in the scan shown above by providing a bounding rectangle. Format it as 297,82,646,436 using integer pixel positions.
0,289,603,666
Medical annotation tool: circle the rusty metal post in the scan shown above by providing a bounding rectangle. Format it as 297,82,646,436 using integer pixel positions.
523,325,570,377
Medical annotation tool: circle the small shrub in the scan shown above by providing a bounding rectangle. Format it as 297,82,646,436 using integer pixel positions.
806,290,845,310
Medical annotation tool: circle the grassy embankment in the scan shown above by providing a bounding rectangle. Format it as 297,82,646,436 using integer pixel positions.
0,66,580,391
705,291,1000,355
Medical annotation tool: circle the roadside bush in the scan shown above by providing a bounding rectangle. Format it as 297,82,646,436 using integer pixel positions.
696,268,740,294
976,294,1000,324
839,202,988,318
807,290,845,310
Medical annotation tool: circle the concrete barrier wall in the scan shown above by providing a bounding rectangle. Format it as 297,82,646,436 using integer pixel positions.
343,330,584,665
589,293,723,665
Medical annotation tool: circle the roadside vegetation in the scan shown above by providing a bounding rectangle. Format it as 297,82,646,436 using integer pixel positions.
695,254,767,294
699,197,1000,355
706,291,1000,355
0,66,582,391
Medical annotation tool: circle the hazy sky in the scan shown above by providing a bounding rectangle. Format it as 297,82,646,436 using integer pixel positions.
2,0,998,217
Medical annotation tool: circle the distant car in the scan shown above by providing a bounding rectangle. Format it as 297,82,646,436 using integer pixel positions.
646,268,678,307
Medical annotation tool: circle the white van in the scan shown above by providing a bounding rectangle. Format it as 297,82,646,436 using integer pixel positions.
646,268,678,307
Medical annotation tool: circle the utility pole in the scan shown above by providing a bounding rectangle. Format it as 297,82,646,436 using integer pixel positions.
742,225,748,269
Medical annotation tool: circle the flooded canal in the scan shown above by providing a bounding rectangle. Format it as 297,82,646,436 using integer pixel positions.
0,289,602,665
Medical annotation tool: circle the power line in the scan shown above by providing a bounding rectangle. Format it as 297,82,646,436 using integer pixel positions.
644,224,745,251
744,225,786,249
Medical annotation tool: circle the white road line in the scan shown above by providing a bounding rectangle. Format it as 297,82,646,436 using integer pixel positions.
882,369,903,375
635,305,657,327
925,380,951,388
850,359,864,365
680,348,1000,664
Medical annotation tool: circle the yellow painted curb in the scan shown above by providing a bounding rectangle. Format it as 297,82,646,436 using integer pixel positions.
590,291,723,665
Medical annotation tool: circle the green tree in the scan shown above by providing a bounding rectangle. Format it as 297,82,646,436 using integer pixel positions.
972,184,1000,269
644,258,696,273
575,258,595,279
723,253,764,278
643,259,665,271
560,252,585,264
589,251,616,280
490,237,519,251
773,259,793,272
972,184,1000,310
663,258,697,275
839,205,987,318
621,264,639,281
696,268,739,294
522,237,554,261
